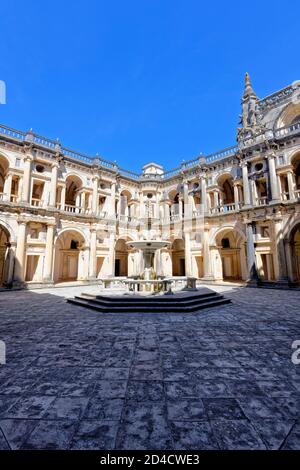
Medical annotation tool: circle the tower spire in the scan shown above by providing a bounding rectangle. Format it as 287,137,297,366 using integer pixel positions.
243,71,256,98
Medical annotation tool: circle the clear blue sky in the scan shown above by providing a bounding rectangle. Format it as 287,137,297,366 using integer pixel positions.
0,0,299,172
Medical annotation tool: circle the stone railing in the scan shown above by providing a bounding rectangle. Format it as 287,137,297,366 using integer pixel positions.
31,198,44,207
256,196,268,206
257,83,300,112
209,203,239,215
205,145,238,163
274,121,300,139
294,189,300,199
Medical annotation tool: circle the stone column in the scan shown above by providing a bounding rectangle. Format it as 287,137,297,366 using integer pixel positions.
17,176,23,202
89,229,97,280
184,231,192,276
268,154,280,202
110,182,116,217
242,162,251,207
21,156,32,203
233,182,239,210
92,176,99,214
81,191,86,212
108,232,116,276
75,193,80,212
60,184,66,211
43,224,55,282
200,175,207,213
246,222,259,282
273,219,288,283
14,221,27,284
49,163,58,207
202,227,213,279
213,189,219,209
3,173,12,202
287,171,295,200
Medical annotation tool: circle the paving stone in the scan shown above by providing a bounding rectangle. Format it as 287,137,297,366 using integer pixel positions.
0,285,299,449
0,419,38,450
21,420,78,450
70,420,119,450
167,398,207,421
83,398,124,420
211,419,266,450
203,398,246,420
170,421,219,450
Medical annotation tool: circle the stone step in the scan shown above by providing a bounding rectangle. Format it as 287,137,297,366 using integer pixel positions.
67,295,231,313
78,291,219,306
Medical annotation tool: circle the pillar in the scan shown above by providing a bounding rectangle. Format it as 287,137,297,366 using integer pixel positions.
110,182,116,217
43,224,55,282
246,222,259,282
81,191,86,212
89,229,97,279
60,185,66,210
21,156,32,203
49,163,58,207
287,171,295,200
184,231,192,276
92,176,99,214
233,182,239,210
213,190,219,209
273,219,288,282
242,162,251,207
200,175,207,213
3,173,12,202
14,221,27,284
268,154,280,202
202,227,213,279
108,232,116,276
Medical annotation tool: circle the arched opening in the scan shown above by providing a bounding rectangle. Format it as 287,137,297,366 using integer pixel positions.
171,238,185,276
215,229,245,281
65,175,83,210
0,155,9,201
291,153,300,198
115,238,130,276
54,230,86,283
169,190,181,220
276,103,300,129
119,190,132,218
0,225,11,286
217,174,235,210
289,224,300,283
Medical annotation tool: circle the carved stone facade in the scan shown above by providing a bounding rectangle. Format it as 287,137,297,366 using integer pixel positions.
0,75,300,288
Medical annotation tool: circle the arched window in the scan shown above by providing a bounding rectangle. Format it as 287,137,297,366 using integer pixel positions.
221,238,230,249
70,240,78,250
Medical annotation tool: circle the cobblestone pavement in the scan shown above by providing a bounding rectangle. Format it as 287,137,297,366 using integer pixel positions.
0,285,299,450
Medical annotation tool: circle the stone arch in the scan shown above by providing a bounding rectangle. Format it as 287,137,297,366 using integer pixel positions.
211,226,247,281
0,222,13,286
275,102,300,129
114,235,134,277
65,174,83,207
171,238,185,276
53,228,87,283
0,154,10,194
217,173,235,205
285,220,300,283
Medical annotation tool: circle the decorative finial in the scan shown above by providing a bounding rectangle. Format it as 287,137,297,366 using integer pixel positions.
245,72,250,86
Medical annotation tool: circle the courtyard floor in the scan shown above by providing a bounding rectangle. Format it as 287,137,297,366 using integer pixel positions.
0,285,299,450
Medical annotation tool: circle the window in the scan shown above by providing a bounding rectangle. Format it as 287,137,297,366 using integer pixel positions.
70,240,78,249
261,226,269,238
221,238,230,248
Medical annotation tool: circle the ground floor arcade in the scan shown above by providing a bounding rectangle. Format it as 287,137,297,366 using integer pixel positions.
1,216,300,288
